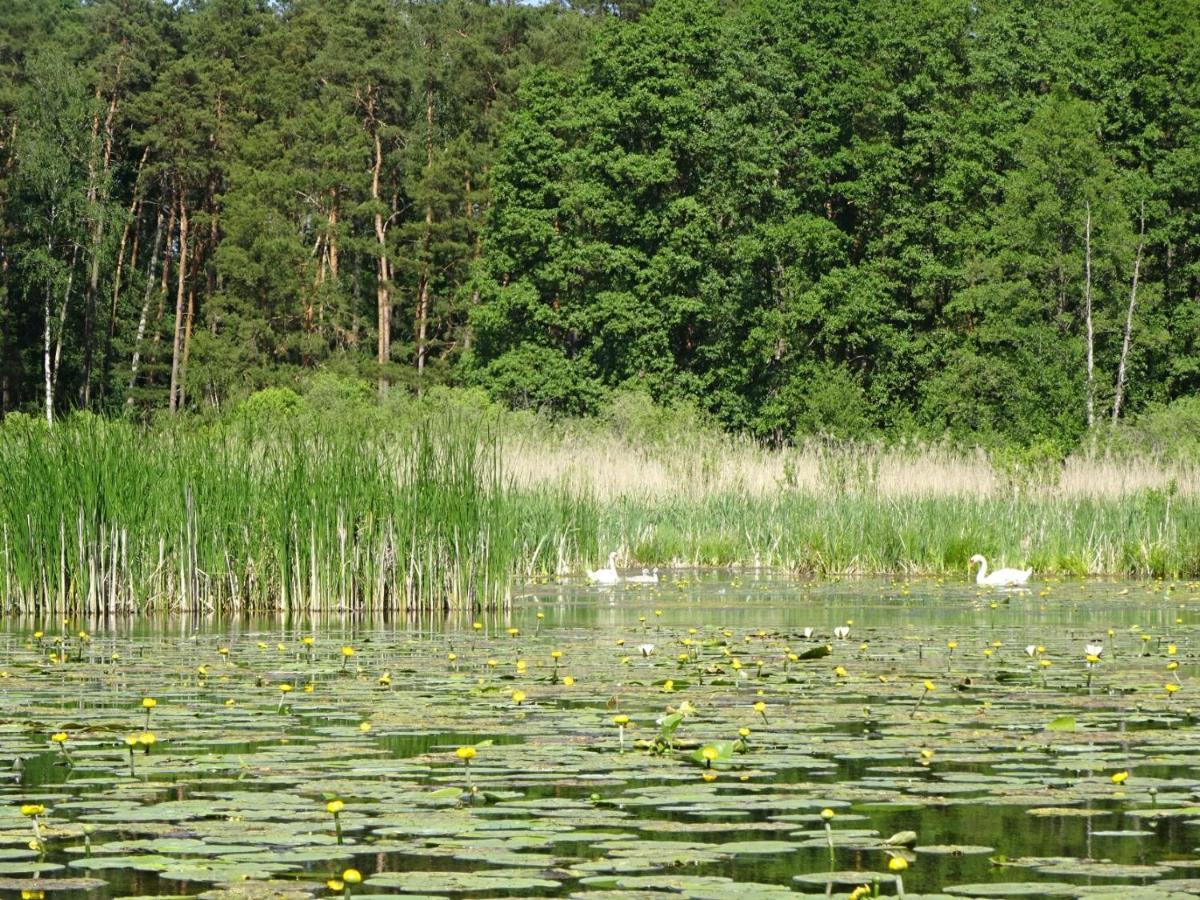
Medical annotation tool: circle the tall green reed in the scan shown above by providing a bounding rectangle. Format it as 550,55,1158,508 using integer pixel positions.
0,415,518,615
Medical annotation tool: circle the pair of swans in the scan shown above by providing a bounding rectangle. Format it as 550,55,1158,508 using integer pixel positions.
970,554,1032,587
586,552,659,585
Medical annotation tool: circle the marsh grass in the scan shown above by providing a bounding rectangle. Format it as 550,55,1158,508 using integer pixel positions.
1,413,1197,615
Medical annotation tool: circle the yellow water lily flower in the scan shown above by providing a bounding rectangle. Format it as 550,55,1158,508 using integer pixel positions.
326,799,345,814
456,746,477,760
1111,770,1129,784
342,869,362,885
19,804,44,817
511,690,526,704
888,855,909,872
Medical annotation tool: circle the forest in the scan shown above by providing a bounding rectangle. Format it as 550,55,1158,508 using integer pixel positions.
0,0,1197,451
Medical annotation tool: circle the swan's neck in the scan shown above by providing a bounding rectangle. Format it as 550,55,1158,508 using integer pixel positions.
975,559,988,583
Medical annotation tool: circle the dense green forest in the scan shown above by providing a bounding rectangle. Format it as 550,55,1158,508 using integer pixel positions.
0,0,1197,449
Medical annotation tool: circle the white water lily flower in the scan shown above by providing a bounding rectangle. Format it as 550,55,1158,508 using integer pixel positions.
1084,643,1103,657
637,644,655,657
833,626,850,640
802,627,814,639
1025,645,1037,657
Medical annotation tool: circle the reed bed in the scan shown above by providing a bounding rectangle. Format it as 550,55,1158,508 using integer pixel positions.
0,417,517,616
1,415,1197,616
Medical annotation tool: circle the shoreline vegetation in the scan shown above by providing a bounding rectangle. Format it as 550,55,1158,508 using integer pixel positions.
2,387,1198,615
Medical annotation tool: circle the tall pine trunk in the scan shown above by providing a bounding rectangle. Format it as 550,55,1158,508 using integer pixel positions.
168,197,189,414
372,123,391,394
103,146,148,404
415,84,434,378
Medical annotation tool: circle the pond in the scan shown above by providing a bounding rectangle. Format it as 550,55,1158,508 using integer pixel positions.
2,572,1199,899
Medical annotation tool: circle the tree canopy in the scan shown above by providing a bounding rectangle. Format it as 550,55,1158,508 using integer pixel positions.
0,0,1196,449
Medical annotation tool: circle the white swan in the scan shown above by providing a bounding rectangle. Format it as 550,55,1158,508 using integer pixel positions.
969,554,1032,587
626,567,659,584
587,552,620,585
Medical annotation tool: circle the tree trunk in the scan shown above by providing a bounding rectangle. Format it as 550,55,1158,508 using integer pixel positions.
103,146,149,404
81,88,121,408
371,123,391,394
51,244,79,397
1083,201,1094,430
415,84,435,378
328,188,339,279
169,197,189,414
128,203,165,400
43,282,52,424
1111,202,1146,425
180,270,197,410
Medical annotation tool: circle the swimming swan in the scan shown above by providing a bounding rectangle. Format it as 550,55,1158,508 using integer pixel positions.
626,567,660,584
970,554,1032,587
587,552,620,585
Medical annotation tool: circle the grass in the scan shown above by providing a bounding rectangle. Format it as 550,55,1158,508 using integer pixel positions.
1,409,1197,615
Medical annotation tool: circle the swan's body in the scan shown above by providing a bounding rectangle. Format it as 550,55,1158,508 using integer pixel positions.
970,554,1032,587
587,552,620,585
626,567,660,584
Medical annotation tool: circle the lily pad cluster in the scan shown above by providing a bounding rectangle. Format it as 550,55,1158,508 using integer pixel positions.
0,572,1198,898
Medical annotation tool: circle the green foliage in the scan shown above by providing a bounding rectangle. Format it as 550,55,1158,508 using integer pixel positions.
0,0,1198,457
233,387,303,428
1108,396,1200,461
